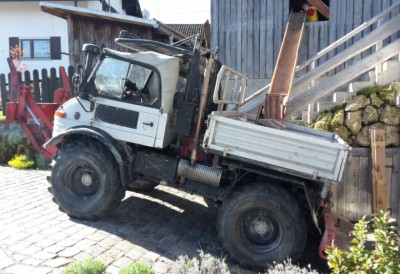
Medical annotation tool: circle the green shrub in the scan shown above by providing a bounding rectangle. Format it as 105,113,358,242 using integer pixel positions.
326,211,400,274
0,135,14,163
266,259,319,274
357,86,385,97
171,250,229,274
35,153,48,170
0,127,33,165
119,262,155,274
8,154,35,169
7,129,27,145
0,126,49,169
62,259,107,274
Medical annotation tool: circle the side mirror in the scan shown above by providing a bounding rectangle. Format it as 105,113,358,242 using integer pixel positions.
82,44,100,77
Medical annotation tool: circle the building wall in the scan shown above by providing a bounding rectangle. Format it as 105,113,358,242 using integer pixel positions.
0,0,124,75
66,16,156,69
211,0,289,83
211,0,400,90
211,0,289,86
0,2,67,74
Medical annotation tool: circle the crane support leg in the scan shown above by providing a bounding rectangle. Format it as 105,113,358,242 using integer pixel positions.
264,12,306,120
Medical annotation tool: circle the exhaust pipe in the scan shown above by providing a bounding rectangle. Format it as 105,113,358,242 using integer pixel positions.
177,159,222,187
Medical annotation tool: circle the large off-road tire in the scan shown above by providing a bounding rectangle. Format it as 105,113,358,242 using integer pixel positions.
49,140,124,219
217,182,307,270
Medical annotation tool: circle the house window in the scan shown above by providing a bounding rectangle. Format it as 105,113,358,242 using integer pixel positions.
9,36,62,60
21,39,51,59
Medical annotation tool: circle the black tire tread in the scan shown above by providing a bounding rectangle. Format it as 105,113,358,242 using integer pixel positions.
49,139,124,220
217,182,307,270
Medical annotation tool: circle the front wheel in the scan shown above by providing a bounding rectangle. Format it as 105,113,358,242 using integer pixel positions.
217,182,307,270
49,140,124,219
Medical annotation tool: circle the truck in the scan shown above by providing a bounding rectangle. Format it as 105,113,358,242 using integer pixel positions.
3,32,350,270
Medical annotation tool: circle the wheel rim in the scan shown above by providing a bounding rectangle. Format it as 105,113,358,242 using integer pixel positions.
66,164,100,197
237,208,283,254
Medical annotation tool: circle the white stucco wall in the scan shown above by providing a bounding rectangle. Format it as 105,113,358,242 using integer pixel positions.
0,1,124,75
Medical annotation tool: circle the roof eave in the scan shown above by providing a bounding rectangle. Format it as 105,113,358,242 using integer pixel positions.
40,2,159,28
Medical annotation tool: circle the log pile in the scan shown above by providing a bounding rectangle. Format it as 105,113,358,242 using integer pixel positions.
312,81,400,147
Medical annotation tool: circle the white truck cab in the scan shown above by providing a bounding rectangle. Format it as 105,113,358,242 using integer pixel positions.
53,48,180,148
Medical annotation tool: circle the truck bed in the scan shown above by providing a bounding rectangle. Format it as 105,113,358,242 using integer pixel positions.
203,112,350,184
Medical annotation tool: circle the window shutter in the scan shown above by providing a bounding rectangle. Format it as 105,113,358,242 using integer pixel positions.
50,36,61,60
9,37,19,51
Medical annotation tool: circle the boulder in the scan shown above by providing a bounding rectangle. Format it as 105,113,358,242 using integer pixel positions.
313,112,332,131
333,125,353,145
345,95,370,111
330,109,345,129
370,93,384,108
380,88,397,106
379,105,400,125
356,123,400,147
389,81,400,94
362,105,379,125
345,110,363,135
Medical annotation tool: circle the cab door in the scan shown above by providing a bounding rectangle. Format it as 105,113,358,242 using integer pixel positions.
91,56,162,147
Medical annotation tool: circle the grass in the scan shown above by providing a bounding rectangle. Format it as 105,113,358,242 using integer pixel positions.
119,262,155,274
61,253,323,274
62,259,106,274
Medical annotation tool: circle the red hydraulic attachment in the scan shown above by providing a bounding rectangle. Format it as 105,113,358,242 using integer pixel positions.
319,198,353,259
1,58,72,159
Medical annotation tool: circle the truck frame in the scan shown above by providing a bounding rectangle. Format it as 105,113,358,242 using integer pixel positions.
3,32,350,270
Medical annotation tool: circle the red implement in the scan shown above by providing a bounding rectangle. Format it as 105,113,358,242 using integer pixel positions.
1,58,72,159
319,199,353,259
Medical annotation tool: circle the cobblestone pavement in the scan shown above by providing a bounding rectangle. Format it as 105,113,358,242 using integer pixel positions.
0,165,255,274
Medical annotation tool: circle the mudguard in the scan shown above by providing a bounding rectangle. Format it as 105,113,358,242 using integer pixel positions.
43,126,131,185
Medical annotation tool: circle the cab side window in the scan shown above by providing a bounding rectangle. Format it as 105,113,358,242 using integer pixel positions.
93,57,160,107
125,64,160,106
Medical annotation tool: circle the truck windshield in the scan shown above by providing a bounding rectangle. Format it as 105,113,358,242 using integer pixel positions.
94,57,129,97
93,56,160,106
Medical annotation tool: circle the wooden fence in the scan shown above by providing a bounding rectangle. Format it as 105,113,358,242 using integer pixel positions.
331,148,400,222
0,66,79,115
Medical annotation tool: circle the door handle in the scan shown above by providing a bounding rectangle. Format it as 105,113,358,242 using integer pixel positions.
143,122,154,127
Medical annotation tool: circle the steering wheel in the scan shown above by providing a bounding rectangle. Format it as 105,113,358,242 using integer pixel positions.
122,79,143,101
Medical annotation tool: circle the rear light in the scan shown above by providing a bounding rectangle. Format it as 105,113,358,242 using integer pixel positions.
55,110,66,118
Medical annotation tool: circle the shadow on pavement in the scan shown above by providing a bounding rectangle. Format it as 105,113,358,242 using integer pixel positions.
71,188,224,259
71,187,329,273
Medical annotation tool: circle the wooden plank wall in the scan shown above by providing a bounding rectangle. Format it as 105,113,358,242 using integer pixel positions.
211,0,289,79
331,148,400,222
297,0,400,72
296,21,330,76
212,0,400,80
67,15,157,69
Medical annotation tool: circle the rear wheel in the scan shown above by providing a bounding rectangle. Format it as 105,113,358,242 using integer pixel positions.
217,182,307,270
49,140,124,219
